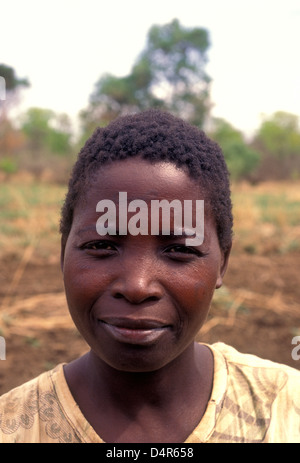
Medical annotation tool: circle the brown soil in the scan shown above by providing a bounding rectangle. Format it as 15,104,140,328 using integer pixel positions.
0,251,300,395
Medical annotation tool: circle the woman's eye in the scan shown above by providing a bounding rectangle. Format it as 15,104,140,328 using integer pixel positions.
82,241,117,252
165,245,201,256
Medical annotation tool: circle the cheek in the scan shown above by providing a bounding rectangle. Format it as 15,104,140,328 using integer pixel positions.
193,280,215,320
178,267,218,322
62,259,112,343
189,261,219,298
63,256,106,314
193,277,216,302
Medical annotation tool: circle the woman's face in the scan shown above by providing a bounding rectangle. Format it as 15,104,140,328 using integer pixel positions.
61,158,229,372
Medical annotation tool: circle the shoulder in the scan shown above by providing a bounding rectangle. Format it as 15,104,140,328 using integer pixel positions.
0,367,53,442
211,341,300,375
207,342,300,443
0,367,52,415
210,341,300,393
0,364,82,443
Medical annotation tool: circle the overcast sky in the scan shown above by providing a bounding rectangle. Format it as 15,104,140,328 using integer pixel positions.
1,0,300,136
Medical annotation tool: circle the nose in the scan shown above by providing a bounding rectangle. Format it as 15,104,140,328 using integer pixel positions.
110,256,164,304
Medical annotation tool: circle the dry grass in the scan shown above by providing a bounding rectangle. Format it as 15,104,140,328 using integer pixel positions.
231,181,300,255
0,177,65,260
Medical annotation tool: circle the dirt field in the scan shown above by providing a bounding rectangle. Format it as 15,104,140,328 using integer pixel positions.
0,179,300,395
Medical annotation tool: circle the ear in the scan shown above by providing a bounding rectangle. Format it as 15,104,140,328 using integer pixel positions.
216,244,231,289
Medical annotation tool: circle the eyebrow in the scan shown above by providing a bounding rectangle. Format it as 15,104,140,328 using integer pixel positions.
159,229,196,238
75,225,99,236
76,225,196,239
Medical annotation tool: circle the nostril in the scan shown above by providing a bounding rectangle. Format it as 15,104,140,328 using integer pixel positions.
147,296,160,302
111,278,163,304
112,291,160,304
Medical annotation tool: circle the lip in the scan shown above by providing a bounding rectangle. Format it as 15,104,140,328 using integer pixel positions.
97,317,172,345
99,317,170,329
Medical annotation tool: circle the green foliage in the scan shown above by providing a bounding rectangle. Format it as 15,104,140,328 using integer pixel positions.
142,18,211,123
224,142,260,181
81,19,211,137
0,64,30,93
210,118,261,180
21,108,73,156
252,111,300,180
0,157,18,174
256,111,300,159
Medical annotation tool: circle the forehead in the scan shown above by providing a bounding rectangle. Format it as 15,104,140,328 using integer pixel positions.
84,158,205,203
70,157,218,246
72,158,215,238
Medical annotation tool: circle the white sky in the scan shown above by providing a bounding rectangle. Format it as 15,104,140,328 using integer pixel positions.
1,0,300,137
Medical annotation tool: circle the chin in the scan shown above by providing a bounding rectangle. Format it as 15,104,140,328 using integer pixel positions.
92,345,178,374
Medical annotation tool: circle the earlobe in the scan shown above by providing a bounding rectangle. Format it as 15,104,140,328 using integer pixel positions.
216,244,231,289
215,276,223,289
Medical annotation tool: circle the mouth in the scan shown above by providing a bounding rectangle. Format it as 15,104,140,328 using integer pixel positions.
97,317,172,345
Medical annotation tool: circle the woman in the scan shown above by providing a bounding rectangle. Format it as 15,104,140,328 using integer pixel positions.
0,110,299,443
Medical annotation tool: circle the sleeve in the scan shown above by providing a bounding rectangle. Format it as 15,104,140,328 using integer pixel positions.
264,370,300,443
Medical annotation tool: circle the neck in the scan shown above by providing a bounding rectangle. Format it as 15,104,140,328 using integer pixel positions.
64,342,214,442
84,342,210,409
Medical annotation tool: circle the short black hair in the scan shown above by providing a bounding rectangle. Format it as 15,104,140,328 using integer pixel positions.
60,109,233,252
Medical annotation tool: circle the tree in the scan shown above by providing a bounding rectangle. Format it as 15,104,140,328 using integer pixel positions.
139,19,211,124
210,118,261,181
253,111,300,179
80,19,211,137
0,64,29,94
0,65,30,162
255,112,300,159
21,108,73,156
0,64,30,117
